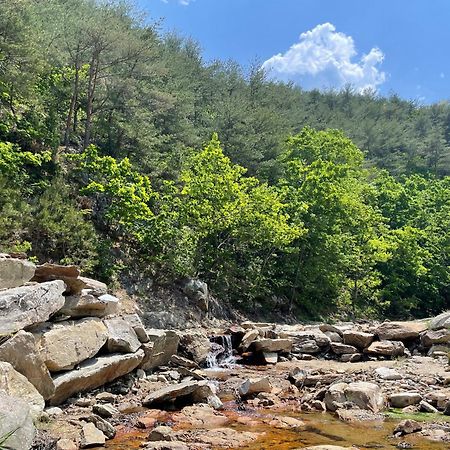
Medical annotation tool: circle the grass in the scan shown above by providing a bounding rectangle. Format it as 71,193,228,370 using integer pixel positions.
0,427,19,450
385,408,450,423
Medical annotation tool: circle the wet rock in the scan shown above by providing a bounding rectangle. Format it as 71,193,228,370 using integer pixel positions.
143,442,188,450
302,446,360,450
376,321,427,341
32,264,85,295
365,340,405,357
172,404,229,428
252,338,292,353
390,392,422,408
330,342,358,355
0,393,35,450
0,330,55,399
0,280,65,335
178,331,211,365
35,318,108,371
336,408,384,422
264,416,305,428
239,377,272,397
50,350,144,405
181,427,259,448
80,422,106,448
342,330,375,349
140,330,179,370
60,292,119,318
262,351,278,364
0,256,35,290
394,419,422,436
142,380,217,408
104,317,141,353
122,314,149,343
421,329,450,347
374,367,402,380
0,362,45,419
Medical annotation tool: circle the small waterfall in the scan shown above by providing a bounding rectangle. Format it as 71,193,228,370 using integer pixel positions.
206,335,237,368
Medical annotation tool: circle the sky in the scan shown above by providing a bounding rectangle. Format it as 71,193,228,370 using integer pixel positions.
135,0,450,104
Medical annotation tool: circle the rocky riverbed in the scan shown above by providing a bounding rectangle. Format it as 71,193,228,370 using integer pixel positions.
2,255,450,449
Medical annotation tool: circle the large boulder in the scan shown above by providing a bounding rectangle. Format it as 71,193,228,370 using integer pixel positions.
0,393,35,450
252,339,293,353
0,256,35,290
140,329,179,370
429,311,450,330
50,350,144,405
364,340,405,357
421,329,450,347
0,330,55,399
182,279,209,312
104,317,141,353
179,331,211,365
342,330,375,349
0,362,45,419
32,263,86,295
375,321,427,341
0,280,65,335
283,329,330,350
324,381,385,413
239,329,259,352
35,318,108,371
122,314,149,343
345,382,385,413
59,292,119,318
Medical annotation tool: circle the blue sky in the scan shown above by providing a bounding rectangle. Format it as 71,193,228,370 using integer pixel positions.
136,0,450,104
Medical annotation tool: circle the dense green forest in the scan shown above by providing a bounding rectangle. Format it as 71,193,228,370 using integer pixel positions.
1,0,449,319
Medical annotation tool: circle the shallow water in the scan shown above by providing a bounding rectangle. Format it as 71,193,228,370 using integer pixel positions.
100,406,450,450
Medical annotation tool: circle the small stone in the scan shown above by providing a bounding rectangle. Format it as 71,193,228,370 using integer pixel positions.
394,419,422,436
56,439,78,450
45,407,63,417
375,367,402,380
419,400,438,413
92,403,118,418
239,377,272,397
136,369,146,379
148,425,174,442
80,422,106,448
95,392,117,403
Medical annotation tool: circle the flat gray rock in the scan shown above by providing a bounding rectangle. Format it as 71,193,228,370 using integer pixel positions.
0,280,65,335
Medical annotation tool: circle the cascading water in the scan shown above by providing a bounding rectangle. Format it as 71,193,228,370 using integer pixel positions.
206,334,237,368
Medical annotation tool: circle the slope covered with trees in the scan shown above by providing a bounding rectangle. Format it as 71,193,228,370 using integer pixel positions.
0,0,449,319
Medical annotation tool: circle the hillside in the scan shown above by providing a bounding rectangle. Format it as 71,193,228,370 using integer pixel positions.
0,0,449,320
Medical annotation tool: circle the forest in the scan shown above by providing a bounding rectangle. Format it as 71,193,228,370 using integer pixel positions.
0,0,449,320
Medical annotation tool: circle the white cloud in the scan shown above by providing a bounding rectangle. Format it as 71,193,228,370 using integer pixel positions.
160,0,193,5
440,72,445,79
262,23,386,92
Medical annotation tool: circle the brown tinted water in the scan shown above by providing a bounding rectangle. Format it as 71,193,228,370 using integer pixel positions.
101,407,450,450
